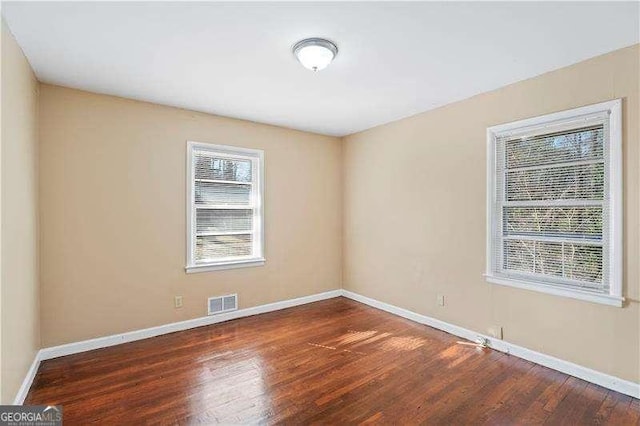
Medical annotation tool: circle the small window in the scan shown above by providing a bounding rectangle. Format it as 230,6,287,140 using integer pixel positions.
186,142,264,273
486,100,622,306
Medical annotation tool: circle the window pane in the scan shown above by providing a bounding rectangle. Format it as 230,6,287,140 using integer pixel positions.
504,240,534,274
506,126,603,169
194,153,252,182
503,240,603,288
195,234,252,260
196,209,252,234
533,241,563,278
506,163,604,201
195,182,251,205
503,206,602,239
563,244,603,286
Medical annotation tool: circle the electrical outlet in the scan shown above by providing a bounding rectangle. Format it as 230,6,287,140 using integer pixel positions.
488,325,503,340
437,294,445,307
174,295,183,308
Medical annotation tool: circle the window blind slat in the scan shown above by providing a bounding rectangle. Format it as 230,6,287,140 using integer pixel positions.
505,126,604,169
195,181,251,205
502,234,602,246
195,234,253,261
194,153,252,182
503,240,604,287
195,178,252,185
196,209,253,234
503,206,602,239
506,163,604,201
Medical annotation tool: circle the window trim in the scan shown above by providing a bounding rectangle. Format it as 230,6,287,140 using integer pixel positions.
485,99,623,307
185,141,265,273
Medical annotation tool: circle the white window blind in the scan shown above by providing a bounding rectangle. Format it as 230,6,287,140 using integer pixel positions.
186,142,264,273
486,100,622,306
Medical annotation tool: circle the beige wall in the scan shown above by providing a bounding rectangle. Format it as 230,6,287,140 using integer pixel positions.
343,45,640,382
1,21,40,403
39,84,342,347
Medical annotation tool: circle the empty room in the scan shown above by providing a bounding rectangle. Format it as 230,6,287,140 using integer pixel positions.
1,1,639,424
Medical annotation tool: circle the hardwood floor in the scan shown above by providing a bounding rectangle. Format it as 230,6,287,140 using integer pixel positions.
27,297,639,425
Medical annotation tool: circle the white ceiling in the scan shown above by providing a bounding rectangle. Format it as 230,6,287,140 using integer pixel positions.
3,2,639,136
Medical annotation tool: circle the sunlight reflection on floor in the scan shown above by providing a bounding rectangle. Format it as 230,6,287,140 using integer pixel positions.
309,329,432,355
336,330,378,345
380,336,426,351
190,354,273,423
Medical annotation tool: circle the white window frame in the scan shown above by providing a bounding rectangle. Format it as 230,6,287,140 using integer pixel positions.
186,141,265,273
485,99,623,307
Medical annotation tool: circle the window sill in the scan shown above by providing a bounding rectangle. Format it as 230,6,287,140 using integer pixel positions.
485,274,624,307
186,258,265,274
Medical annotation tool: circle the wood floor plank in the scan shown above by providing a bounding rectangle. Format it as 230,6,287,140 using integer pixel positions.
25,297,639,425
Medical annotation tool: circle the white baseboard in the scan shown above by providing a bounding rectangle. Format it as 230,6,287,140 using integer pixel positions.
13,289,342,404
40,289,342,361
16,288,639,404
341,290,639,399
13,351,42,405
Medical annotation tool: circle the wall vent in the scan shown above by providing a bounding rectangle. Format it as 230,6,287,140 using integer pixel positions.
208,294,238,315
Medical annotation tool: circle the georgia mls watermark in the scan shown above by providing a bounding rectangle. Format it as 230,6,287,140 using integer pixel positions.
0,406,62,426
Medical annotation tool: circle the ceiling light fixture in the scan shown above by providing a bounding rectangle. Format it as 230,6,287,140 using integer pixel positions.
293,38,338,72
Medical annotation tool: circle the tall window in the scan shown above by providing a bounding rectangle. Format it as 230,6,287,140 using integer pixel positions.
486,100,622,306
186,142,264,273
